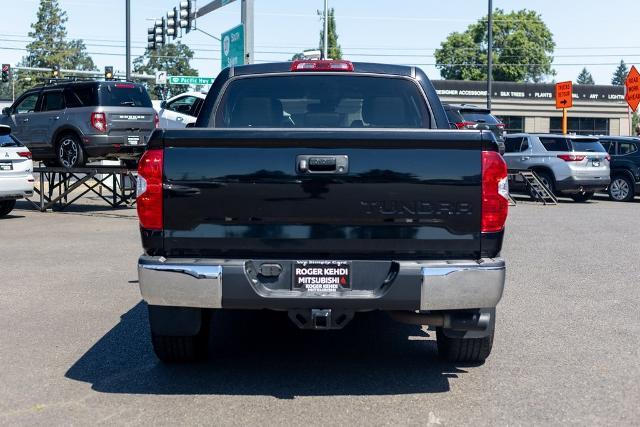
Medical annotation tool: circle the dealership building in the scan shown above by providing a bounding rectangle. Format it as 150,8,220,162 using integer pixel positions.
432,80,632,136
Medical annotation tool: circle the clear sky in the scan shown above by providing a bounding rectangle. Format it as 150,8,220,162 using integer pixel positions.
1,0,637,84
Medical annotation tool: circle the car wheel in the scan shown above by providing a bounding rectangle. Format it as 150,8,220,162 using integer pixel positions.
436,327,494,364
571,192,594,202
608,175,634,202
0,200,16,217
149,308,210,363
56,134,86,168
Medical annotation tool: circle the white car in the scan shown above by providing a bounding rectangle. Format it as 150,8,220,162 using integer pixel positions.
0,125,34,217
157,92,207,128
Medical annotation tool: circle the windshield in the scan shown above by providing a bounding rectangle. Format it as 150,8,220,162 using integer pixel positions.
461,111,499,124
0,134,21,147
213,75,430,128
99,84,152,107
570,139,606,152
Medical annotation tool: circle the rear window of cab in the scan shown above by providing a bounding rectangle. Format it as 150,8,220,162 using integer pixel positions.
539,137,606,152
212,74,430,129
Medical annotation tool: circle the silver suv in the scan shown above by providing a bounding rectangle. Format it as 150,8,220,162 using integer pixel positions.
0,80,157,167
504,133,610,202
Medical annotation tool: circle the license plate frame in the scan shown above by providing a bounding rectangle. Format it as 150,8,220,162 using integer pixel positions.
127,135,141,146
293,261,351,292
0,162,12,171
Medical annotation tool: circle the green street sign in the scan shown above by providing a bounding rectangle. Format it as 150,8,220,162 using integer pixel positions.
168,76,215,85
221,24,245,69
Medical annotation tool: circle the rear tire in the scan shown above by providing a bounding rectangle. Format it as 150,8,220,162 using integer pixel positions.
149,308,210,363
571,192,594,202
436,328,494,364
0,200,16,217
608,175,635,202
56,134,86,168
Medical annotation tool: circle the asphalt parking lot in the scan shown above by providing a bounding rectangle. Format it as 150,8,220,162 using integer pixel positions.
1,195,639,425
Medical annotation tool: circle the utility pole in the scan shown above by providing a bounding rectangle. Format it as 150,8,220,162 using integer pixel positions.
241,0,254,64
487,0,493,110
125,0,131,81
323,0,329,59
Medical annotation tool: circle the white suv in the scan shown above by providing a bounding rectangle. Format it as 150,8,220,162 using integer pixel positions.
0,125,34,216
504,133,610,202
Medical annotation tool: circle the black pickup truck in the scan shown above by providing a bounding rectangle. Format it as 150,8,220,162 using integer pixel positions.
136,61,509,364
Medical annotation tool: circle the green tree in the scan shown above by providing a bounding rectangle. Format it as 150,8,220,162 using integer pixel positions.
611,60,628,85
576,67,595,85
435,9,555,82
133,42,198,98
291,52,306,61
318,8,342,60
21,0,95,71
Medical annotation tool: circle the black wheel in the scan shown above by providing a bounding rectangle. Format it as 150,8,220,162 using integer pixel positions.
529,170,555,200
608,175,635,202
0,200,16,217
150,308,210,363
56,134,86,168
571,192,594,202
436,328,494,364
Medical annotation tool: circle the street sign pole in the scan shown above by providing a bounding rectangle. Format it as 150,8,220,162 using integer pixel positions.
487,0,493,110
562,108,568,135
125,0,131,81
323,0,328,59
241,0,254,64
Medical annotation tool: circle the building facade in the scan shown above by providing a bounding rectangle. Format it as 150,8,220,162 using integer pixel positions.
432,80,632,136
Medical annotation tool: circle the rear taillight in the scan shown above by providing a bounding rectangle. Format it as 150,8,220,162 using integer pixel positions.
496,123,505,129
455,121,477,129
90,112,107,133
137,149,163,230
290,60,354,72
17,151,32,159
605,154,611,162
557,154,586,162
154,112,160,129
481,151,509,233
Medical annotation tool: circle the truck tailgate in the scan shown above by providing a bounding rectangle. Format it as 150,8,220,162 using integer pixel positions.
159,129,487,260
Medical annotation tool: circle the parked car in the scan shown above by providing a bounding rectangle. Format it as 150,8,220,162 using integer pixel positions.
135,60,508,364
0,80,158,168
0,125,33,217
443,103,505,154
596,136,640,202
503,133,610,202
157,91,206,128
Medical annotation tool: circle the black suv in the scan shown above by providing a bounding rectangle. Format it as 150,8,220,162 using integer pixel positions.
597,136,640,201
443,103,505,154
0,80,157,167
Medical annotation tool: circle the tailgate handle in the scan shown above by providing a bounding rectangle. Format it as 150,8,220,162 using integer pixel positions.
297,155,348,174
163,184,200,196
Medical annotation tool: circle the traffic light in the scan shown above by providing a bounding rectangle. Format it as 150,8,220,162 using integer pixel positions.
154,18,166,48
167,7,178,39
179,0,193,33
1,64,10,83
52,65,60,78
147,27,155,50
104,66,114,81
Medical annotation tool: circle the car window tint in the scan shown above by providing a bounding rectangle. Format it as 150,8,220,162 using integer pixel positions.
99,84,152,107
42,91,65,111
460,111,499,124
14,93,39,114
539,137,570,152
570,139,606,153
520,138,529,151
445,109,461,124
0,134,22,147
214,75,430,128
504,137,523,153
64,85,98,108
618,142,638,155
598,140,612,153
167,96,198,116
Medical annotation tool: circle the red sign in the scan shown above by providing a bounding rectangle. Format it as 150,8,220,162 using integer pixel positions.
625,65,640,112
555,81,573,109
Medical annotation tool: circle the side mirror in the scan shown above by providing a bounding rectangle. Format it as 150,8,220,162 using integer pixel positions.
0,124,11,136
2,107,10,116
159,101,167,109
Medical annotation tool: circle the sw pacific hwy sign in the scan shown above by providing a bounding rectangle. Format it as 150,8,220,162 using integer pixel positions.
168,76,215,85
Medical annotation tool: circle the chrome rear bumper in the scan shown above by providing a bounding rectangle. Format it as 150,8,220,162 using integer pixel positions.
138,256,505,311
